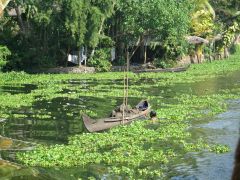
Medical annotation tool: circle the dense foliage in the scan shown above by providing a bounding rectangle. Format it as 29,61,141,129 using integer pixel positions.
87,48,112,72
115,0,193,59
0,45,10,71
0,0,116,69
0,0,238,70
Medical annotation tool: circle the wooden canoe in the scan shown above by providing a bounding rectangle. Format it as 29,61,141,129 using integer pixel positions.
134,65,189,73
82,100,151,132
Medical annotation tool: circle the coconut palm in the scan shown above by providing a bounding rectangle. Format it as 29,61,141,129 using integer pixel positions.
190,0,215,63
191,0,215,37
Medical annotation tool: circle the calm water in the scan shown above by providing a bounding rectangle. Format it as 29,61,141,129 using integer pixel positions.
0,70,240,179
171,100,240,180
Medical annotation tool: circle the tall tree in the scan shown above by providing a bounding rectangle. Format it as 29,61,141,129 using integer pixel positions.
191,0,215,38
63,0,116,59
0,0,117,69
190,0,215,62
115,0,193,62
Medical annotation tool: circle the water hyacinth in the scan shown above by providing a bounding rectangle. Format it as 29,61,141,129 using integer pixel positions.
2,48,240,178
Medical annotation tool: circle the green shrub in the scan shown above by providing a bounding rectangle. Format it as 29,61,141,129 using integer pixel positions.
88,49,112,72
231,44,240,53
0,45,11,71
152,58,176,68
112,56,125,66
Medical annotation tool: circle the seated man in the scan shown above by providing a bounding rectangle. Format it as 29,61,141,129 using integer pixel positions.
138,100,148,111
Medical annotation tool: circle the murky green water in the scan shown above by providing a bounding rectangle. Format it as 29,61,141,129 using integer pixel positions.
0,84,37,95
0,71,240,179
170,100,240,180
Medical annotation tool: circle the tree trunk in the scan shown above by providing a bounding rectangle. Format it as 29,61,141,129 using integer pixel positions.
128,36,144,62
115,12,125,62
144,45,147,64
85,46,87,66
224,47,229,58
78,47,81,67
90,18,105,59
15,6,26,36
234,34,240,44
90,49,95,59
195,44,203,63
140,36,144,63
65,46,71,67
43,27,48,53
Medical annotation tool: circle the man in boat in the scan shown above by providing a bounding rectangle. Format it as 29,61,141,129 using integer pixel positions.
150,110,157,122
138,100,148,111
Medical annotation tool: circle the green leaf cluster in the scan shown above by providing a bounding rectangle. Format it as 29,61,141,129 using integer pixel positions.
87,48,112,72
0,45,11,71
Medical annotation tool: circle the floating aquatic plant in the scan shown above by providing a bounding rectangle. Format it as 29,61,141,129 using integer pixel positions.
3,50,240,178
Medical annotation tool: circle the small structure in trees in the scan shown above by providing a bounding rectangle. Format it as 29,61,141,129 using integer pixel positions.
68,47,87,66
186,35,209,63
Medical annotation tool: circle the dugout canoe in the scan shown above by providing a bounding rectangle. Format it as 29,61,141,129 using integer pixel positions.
134,65,189,73
82,100,151,132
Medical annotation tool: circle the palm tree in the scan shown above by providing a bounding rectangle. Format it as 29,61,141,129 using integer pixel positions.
190,0,215,63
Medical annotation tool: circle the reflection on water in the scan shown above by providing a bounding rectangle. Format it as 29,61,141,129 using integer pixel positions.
0,160,109,180
0,136,35,163
145,70,240,99
0,84,37,95
1,95,142,144
0,160,42,180
0,136,35,151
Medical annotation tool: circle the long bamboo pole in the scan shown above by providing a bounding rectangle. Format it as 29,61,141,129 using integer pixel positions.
122,46,130,124
126,48,129,107
122,69,126,124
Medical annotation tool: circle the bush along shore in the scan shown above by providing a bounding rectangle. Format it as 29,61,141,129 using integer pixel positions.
3,48,240,179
